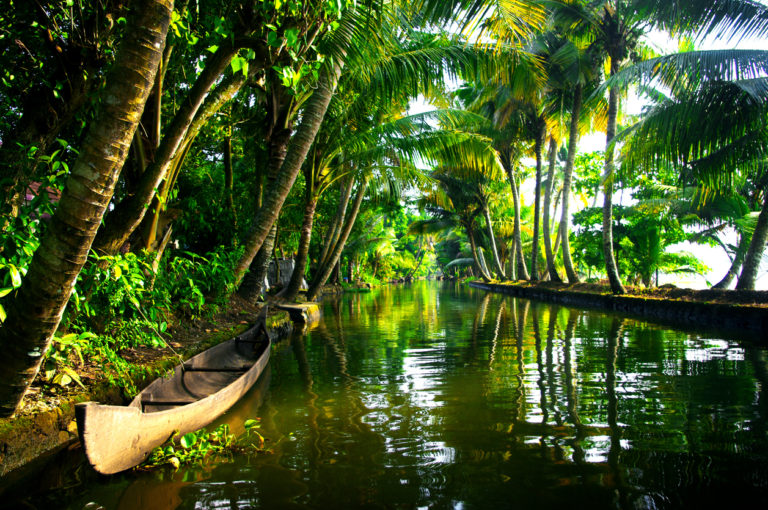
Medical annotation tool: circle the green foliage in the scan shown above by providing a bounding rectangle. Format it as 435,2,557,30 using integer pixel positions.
572,203,707,286
141,419,266,470
155,246,244,312
40,332,95,388
38,244,245,393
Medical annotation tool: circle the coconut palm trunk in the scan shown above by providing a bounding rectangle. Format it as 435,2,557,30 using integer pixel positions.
318,176,354,272
543,137,562,282
483,204,507,279
713,232,747,289
93,44,240,255
281,189,319,300
237,94,294,300
0,0,172,417
531,123,546,280
512,181,529,280
502,153,529,280
238,225,277,301
467,223,493,282
602,61,626,294
307,180,367,301
234,45,348,289
560,83,582,284
407,245,426,279
736,192,768,290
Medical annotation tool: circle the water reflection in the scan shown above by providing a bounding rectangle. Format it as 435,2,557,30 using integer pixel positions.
9,282,768,510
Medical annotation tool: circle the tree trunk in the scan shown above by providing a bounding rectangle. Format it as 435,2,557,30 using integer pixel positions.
603,64,626,295
506,162,529,280
483,205,506,279
307,181,367,301
531,121,545,280
561,83,582,284
543,137,562,282
281,191,318,301
318,176,354,273
736,191,768,290
713,232,747,289
223,133,236,219
509,240,517,280
234,44,349,289
93,42,240,255
238,224,277,301
331,260,340,284
467,223,492,282
0,0,172,417
236,108,294,299
407,246,426,279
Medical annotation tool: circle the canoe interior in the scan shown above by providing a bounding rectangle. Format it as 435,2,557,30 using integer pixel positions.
131,315,270,413
75,307,272,474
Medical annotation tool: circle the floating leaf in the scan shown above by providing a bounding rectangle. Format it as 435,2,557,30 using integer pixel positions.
180,433,197,449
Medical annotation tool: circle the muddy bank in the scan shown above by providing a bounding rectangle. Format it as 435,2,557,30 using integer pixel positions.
0,305,293,487
469,281,768,336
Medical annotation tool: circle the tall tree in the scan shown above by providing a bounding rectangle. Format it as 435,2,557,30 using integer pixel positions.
0,0,173,417
550,0,768,293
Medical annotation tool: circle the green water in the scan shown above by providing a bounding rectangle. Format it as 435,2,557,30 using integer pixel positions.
8,282,768,509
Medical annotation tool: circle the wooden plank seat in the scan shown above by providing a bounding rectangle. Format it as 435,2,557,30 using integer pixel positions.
181,365,252,372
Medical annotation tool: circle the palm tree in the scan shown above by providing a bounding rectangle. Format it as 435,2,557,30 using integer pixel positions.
618,50,768,289
549,0,768,293
533,32,601,284
232,13,357,287
0,0,173,417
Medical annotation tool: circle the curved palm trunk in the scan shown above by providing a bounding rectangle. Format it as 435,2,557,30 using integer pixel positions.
713,232,747,289
512,183,529,280
603,67,626,295
736,192,768,290
467,223,492,282
234,46,348,289
0,0,172,417
307,181,367,301
92,44,239,255
543,137,562,282
408,249,425,279
238,224,277,301
561,83,582,284
281,191,318,301
236,104,293,300
223,134,236,219
317,176,354,273
531,122,546,280
483,205,507,279
502,153,529,280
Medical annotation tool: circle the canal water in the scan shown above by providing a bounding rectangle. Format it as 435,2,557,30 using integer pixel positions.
6,281,768,509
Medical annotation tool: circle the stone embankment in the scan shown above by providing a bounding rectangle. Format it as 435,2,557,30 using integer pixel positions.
470,281,768,335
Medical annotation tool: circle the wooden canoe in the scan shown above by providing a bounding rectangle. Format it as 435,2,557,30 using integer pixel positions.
75,308,271,475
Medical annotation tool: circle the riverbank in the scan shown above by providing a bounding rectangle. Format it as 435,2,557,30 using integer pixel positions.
469,280,768,335
0,297,293,486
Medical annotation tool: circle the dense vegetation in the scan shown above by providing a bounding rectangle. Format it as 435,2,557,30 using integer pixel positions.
0,0,766,417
